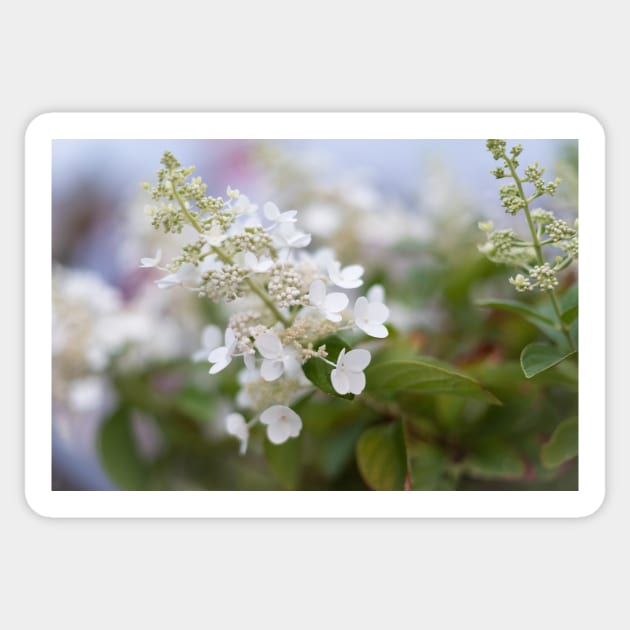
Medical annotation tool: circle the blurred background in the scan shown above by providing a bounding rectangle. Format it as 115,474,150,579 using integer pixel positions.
52,138,577,490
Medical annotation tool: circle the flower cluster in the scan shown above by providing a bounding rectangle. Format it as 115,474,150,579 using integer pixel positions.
142,152,391,453
479,140,578,293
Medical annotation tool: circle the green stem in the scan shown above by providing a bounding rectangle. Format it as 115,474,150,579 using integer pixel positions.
171,183,290,327
502,153,576,352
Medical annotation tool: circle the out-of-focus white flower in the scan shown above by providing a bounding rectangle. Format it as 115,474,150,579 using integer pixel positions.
275,222,312,249
244,251,274,273
226,412,249,454
208,327,238,374
264,202,297,226
367,284,385,303
139,249,162,268
300,202,341,238
330,348,371,396
232,194,258,215
155,263,198,289
353,296,389,338
327,261,364,289
67,375,114,415
192,324,223,362
308,279,348,322
260,405,302,445
255,333,298,382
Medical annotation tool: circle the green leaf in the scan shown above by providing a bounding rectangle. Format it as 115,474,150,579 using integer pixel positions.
540,418,578,468
463,441,525,480
356,423,407,490
476,298,556,328
302,335,354,400
366,359,501,405
264,436,301,490
98,407,149,490
520,342,577,378
404,428,449,491
173,388,213,422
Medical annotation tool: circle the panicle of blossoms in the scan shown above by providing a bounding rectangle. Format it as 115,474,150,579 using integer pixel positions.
479,140,578,295
144,152,392,453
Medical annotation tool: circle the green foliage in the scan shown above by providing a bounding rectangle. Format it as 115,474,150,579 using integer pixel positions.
265,436,302,489
356,423,407,490
520,343,577,379
98,407,149,490
540,418,578,469
366,359,500,405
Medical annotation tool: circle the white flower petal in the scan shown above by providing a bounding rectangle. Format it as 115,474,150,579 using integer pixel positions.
325,312,342,322
208,346,228,364
343,348,372,371
260,358,284,381
224,327,236,348
289,233,311,248
324,292,349,313
244,251,258,269
209,356,231,374
266,421,292,445
263,202,280,221
255,333,283,359
226,413,247,438
362,322,389,338
257,258,274,272
309,279,326,306
343,264,364,281
243,352,256,370
331,368,350,395
346,370,366,395
279,209,298,222
367,284,385,303
201,325,222,350
367,302,390,324
353,296,369,319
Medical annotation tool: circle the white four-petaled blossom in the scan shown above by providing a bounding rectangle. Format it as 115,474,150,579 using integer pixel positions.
192,324,223,362
203,225,227,246
353,296,389,338
264,202,298,226
255,333,298,381
139,249,162,268
260,405,302,445
328,261,364,289
155,263,198,289
244,251,274,273
208,327,238,374
331,348,371,396
308,279,348,322
225,413,249,454
276,222,312,249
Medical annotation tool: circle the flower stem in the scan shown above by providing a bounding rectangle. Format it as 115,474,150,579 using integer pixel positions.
501,152,576,352
171,183,290,327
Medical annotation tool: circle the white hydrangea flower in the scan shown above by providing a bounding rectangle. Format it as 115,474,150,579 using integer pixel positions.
308,279,348,322
192,324,223,362
367,284,385,303
264,202,298,226
203,225,227,246
276,222,312,249
244,251,274,273
225,412,249,454
139,249,162,268
330,348,371,396
208,327,238,374
260,405,302,445
155,263,198,289
328,261,364,289
255,332,298,382
353,296,389,338
232,194,258,215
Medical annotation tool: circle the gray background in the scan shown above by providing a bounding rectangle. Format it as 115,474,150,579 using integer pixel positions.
5,1,625,628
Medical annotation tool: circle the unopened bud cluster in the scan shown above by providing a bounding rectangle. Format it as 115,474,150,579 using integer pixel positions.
479,140,578,293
